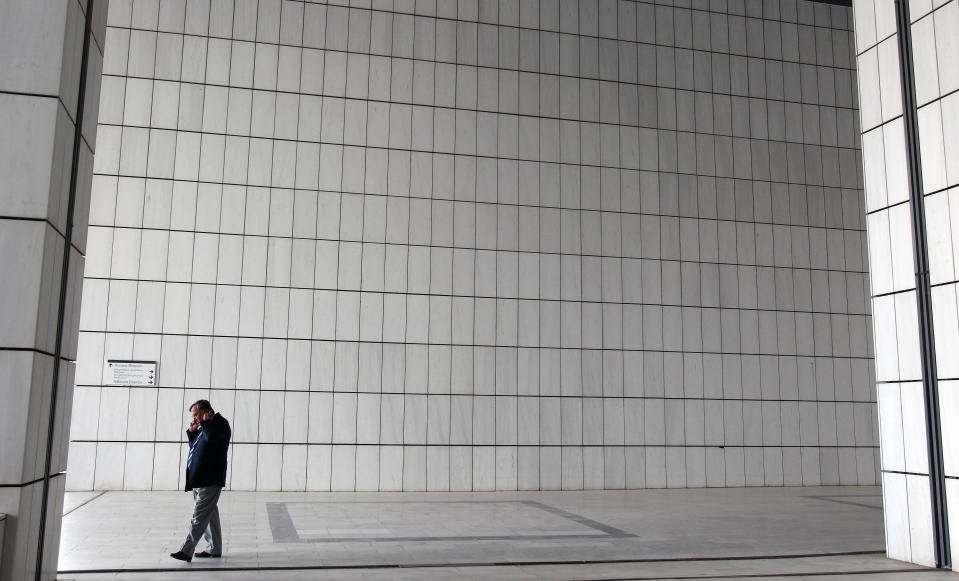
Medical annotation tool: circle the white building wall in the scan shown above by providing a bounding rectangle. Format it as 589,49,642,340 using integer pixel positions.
852,0,959,568
70,0,878,492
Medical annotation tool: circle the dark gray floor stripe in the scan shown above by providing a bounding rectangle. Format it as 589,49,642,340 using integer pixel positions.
267,499,637,543
522,500,636,537
63,492,109,517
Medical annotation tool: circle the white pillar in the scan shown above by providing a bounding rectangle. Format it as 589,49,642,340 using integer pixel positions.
0,1,107,579
852,0,959,568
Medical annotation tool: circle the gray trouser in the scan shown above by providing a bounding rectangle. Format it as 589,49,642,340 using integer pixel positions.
179,485,222,556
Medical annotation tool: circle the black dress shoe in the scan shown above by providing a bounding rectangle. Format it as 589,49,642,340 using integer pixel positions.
194,551,221,558
170,551,192,562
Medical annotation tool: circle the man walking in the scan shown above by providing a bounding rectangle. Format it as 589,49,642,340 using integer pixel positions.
170,399,231,562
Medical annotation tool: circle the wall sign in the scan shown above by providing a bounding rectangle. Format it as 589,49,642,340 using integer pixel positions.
106,360,157,386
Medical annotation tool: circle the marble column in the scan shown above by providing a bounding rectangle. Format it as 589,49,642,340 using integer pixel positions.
852,0,959,568
0,1,107,579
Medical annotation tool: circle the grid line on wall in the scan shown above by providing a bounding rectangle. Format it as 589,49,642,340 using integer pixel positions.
105,8,861,58
83,190,870,233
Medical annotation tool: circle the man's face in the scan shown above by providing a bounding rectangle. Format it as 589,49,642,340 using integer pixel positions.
190,405,204,424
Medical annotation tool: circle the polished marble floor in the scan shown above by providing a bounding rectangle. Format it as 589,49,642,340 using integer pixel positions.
57,486,957,580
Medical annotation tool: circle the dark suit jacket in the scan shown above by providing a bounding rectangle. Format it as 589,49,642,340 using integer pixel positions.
185,413,231,491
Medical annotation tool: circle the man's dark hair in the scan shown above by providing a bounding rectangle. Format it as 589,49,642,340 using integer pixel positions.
190,399,213,413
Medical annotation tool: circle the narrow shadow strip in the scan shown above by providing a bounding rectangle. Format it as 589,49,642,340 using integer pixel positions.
58,549,887,575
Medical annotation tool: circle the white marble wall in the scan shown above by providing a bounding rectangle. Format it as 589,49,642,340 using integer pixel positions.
0,1,108,579
853,0,959,568
70,0,878,493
